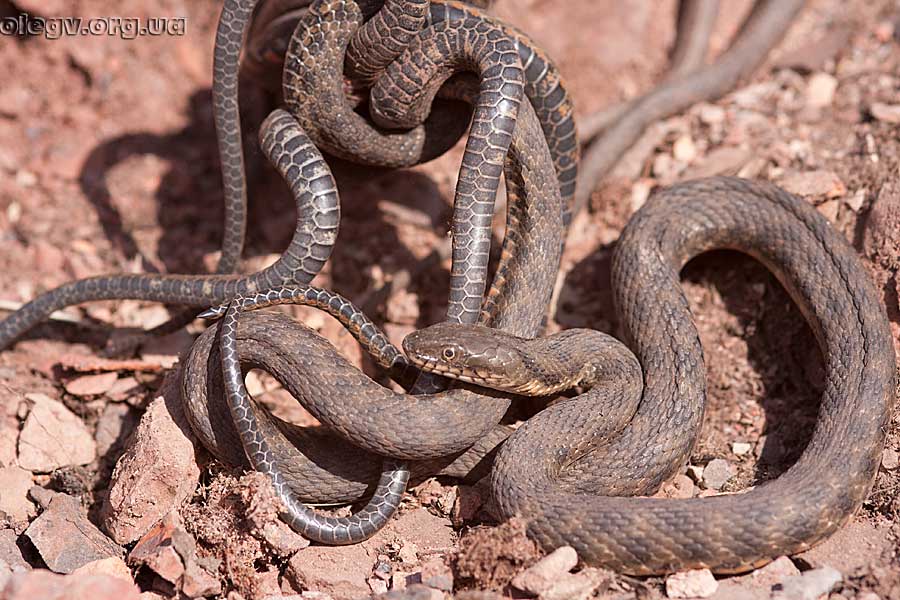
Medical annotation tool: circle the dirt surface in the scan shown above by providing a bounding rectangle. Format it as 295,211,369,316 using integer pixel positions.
0,0,899,599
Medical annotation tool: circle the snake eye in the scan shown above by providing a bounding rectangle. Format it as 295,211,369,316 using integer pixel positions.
442,347,457,361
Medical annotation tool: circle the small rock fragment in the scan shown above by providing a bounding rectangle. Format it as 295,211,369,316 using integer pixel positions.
17,394,96,472
673,135,697,163
686,465,704,483
871,102,900,124
659,474,695,499
882,448,899,470
64,372,119,397
100,371,201,545
181,561,221,598
0,570,142,600
773,566,841,600
701,459,736,490
845,188,867,212
805,73,838,108
779,170,845,199
0,467,34,522
731,442,752,456
95,403,139,458
24,494,123,573
451,485,484,527
397,541,419,566
419,557,453,592
666,568,718,598
697,104,725,125
511,546,578,595
127,514,186,585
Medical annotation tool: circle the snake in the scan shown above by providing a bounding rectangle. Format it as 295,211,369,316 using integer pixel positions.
181,91,563,541
403,176,896,574
188,176,894,572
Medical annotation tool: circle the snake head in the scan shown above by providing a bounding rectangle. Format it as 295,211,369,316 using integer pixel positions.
402,323,531,393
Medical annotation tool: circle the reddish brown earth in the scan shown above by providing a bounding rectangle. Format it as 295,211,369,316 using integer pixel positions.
0,0,898,599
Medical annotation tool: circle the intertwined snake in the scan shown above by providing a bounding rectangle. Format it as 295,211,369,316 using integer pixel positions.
0,0,895,577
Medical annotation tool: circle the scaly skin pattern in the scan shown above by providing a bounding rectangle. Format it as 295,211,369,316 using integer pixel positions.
180,100,562,491
475,177,896,575
218,296,408,543
0,110,338,349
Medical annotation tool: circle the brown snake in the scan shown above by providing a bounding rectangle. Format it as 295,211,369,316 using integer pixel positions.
195,177,895,574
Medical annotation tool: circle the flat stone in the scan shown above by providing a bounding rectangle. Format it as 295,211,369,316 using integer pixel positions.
682,147,751,180
17,394,96,472
778,170,846,199
95,403,139,458
701,459,736,490
0,569,142,600
750,556,801,588
541,571,606,600
24,494,122,574
100,371,201,545
666,569,718,599
180,561,221,599
285,544,374,600
64,372,119,397
70,557,133,583
731,442,752,456
0,467,34,522
512,546,578,595
871,102,900,124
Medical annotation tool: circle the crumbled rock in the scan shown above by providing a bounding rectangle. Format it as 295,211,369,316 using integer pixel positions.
772,566,841,600
100,371,201,545
778,170,846,199
24,494,123,573
658,474,695,499
0,467,34,522
64,372,119,397
666,568,718,598
388,508,455,554
511,546,578,595
0,570,142,600
17,394,96,472
701,459,736,490
882,447,899,470
418,557,453,592
870,102,900,124
451,486,484,527
455,519,540,591
180,560,221,599
805,73,838,108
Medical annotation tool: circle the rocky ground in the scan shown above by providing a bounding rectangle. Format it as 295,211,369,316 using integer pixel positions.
0,0,899,599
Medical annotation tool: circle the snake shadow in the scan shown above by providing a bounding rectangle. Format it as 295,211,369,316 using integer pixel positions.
559,245,823,485
75,83,477,345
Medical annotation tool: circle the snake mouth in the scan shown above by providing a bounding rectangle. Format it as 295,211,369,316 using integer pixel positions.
407,356,499,388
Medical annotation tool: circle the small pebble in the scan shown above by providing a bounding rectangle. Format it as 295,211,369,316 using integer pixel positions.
701,459,736,490
512,546,579,595
870,102,900,124
673,135,697,163
731,442,752,456
806,73,838,108
666,568,718,598
882,447,899,470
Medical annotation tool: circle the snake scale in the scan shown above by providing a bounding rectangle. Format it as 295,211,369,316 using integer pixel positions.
0,0,895,577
